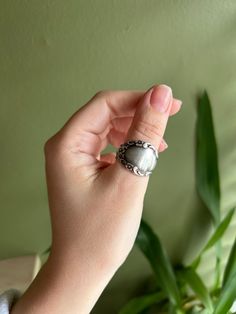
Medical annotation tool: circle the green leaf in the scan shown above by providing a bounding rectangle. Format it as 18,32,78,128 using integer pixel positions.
223,235,236,288
213,272,236,314
191,255,202,270
136,220,181,308
204,208,235,252
168,303,185,314
190,208,234,270
196,91,220,225
119,291,166,314
178,267,213,312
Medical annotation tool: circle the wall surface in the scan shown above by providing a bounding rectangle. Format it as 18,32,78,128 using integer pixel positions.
0,1,236,312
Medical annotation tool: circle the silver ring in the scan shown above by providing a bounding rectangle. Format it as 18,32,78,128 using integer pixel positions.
116,140,158,176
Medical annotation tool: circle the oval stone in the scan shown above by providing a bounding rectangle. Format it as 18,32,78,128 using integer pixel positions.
124,146,157,173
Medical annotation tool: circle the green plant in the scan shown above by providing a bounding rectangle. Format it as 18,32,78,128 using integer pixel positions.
119,92,236,314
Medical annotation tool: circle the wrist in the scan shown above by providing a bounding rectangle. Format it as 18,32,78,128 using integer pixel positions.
12,250,116,314
49,241,119,277
48,248,117,286
45,251,116,312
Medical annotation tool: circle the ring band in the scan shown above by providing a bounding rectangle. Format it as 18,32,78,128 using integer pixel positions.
116,140,158,176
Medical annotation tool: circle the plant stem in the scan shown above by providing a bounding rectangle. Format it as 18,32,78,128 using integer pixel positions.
213,241,222,290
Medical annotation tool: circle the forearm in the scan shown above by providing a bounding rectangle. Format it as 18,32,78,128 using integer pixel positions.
11,251,115,314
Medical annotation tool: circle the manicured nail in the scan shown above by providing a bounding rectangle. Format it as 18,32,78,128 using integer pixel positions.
175,99,183,107
150,85,172,113
162,139,168,149
158,139,168,152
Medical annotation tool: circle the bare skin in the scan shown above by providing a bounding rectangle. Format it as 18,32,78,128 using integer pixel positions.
12,84,182,314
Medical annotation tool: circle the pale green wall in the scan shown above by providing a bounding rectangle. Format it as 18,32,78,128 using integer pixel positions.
0,1,236,313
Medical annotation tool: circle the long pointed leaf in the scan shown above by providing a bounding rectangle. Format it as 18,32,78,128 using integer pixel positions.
223,235,236,288
213,272,236,314
178,267,213,312
119,291,166,314
203,208,235,252
136,220,181,308
196,91,220,225
191,209,235,269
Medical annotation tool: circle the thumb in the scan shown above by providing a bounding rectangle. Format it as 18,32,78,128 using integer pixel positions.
126,84,172,148
110,84,173,183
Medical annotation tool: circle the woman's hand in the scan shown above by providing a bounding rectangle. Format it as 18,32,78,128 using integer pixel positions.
12,84,182,314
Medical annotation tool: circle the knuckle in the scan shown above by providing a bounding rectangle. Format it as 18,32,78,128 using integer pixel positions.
44,138,53,155
43,132,66,158
133,119,163,142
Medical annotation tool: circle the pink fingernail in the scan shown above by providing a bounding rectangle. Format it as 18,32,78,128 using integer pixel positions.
159,139,168,152
162,139,168,149
150,85,172,113
175,99,183,107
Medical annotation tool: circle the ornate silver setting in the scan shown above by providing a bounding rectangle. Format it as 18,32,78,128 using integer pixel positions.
116,140,158,176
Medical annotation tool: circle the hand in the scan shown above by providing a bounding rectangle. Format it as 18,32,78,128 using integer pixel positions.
12,84,182,314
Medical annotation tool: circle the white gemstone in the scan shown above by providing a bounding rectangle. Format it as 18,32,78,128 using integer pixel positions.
125,146,157,172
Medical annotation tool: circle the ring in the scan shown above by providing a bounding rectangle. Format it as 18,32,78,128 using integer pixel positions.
115,140,158,176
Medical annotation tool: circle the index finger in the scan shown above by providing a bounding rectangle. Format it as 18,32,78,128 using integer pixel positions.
62,90,145,138
61,89,181,144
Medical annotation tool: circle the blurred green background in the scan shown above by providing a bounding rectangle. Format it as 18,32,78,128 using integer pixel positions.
0,1,236,313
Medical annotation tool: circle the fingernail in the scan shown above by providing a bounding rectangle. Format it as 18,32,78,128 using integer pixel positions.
159,139,168,152
162,139,168,149
150,85,172,113
176,99,183,107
